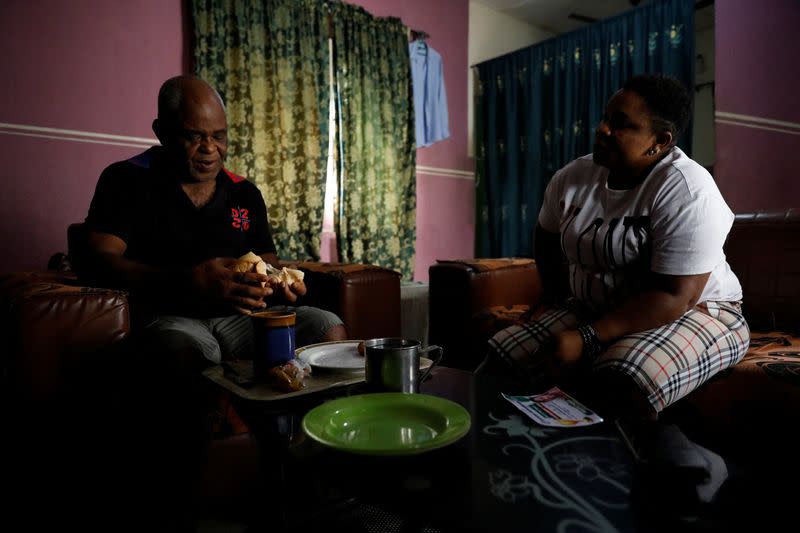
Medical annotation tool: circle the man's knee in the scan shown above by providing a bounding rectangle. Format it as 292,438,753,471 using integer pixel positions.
292,306,345,346
321,324,348,342
142,315,223,364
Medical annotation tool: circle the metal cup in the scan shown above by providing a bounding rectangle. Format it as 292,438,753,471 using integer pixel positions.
364,338,443,394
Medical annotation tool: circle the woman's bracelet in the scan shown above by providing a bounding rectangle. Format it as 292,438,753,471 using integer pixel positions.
577,324,602,360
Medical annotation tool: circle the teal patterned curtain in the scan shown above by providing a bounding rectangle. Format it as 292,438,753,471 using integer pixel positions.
474,0,695,258
192,0,415,274
329,3,416,279
192,0,330,261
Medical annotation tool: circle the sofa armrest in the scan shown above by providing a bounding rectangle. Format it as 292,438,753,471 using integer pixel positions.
0,271,130,400
428,258,542,370
726,209,800,333
285,262,401,341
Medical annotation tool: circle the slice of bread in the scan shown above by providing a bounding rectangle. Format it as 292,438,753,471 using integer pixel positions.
234,252,268,286
264,264,305,285
234,252,305,286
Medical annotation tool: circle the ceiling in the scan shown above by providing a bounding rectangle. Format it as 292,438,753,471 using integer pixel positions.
473,0,714,35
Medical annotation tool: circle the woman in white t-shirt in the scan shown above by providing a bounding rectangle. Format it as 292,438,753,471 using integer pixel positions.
481,74,750,420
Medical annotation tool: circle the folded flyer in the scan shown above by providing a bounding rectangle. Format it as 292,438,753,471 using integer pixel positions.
503,386,603,427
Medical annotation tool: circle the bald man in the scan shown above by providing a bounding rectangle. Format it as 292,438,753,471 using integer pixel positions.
83,75,346,368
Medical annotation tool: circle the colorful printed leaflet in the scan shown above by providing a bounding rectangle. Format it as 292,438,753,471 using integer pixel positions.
503,387,603,427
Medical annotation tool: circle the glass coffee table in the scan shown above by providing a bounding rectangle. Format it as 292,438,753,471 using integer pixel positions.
231,366,641,533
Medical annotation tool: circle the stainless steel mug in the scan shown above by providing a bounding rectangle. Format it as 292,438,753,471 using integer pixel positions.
364,338,443,393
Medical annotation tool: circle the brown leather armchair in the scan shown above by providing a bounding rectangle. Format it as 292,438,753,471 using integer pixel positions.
428,258,542,370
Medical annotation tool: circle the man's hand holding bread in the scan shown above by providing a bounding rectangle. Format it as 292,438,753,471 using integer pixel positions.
188,256,273,316
229,251,306,311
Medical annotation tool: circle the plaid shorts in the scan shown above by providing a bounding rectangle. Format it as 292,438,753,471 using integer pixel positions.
487,299,750,412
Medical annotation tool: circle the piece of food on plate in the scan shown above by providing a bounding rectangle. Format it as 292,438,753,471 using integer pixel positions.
357,340,366,356
266,359,312,392
267,366,302,392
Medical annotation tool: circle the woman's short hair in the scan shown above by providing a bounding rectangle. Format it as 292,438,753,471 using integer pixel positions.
623,74,691,143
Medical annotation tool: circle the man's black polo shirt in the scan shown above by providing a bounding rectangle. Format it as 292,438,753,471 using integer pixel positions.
86,146,276,268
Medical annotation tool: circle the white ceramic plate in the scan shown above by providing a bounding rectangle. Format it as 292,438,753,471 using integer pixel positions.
296,341,364,371
296,340,433,373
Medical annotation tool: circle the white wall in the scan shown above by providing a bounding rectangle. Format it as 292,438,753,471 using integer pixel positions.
467,1,554,157
692,26,715,169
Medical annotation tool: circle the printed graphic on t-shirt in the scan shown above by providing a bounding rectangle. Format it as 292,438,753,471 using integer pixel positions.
560,202,650,310
541,149,743,308
231,207,250,231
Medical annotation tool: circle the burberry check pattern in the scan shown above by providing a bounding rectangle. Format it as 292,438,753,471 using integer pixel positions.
488,299,750,412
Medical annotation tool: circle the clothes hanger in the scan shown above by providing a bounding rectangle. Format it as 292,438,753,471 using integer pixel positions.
412,30,429,41
410,29,429,53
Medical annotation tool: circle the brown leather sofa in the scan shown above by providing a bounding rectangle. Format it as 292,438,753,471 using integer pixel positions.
1,223,402,404
429,209,800,455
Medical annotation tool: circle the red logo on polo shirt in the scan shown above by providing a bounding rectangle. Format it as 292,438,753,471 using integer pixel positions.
231,208,250,231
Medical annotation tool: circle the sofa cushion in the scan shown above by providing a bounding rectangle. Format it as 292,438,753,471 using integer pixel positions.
662,331,800,455
679,332,800,409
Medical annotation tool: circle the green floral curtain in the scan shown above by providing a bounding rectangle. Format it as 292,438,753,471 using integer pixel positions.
329,2,416,279
474,0,695,258
192,0,330,260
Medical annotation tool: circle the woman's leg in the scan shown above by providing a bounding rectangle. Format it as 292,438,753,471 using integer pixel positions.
593,301,750,415
479,300,585,380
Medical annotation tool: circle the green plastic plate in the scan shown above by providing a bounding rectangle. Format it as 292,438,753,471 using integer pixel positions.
302,393,471,456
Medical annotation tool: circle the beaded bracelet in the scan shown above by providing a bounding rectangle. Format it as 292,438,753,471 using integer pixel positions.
577,324,602,360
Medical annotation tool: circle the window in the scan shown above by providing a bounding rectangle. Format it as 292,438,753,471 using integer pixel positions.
320,38,338,262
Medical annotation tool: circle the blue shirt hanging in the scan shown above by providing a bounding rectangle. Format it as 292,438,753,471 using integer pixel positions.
409,40,450,148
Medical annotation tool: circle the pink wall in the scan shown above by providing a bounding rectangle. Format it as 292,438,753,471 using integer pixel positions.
0,0,473,281
714,0,800,211
0,0,188,272
10,0,796,278
353,0,471,173
350,0,474,281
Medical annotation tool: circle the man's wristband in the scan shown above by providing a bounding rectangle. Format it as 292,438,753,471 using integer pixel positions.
577,324,603,360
